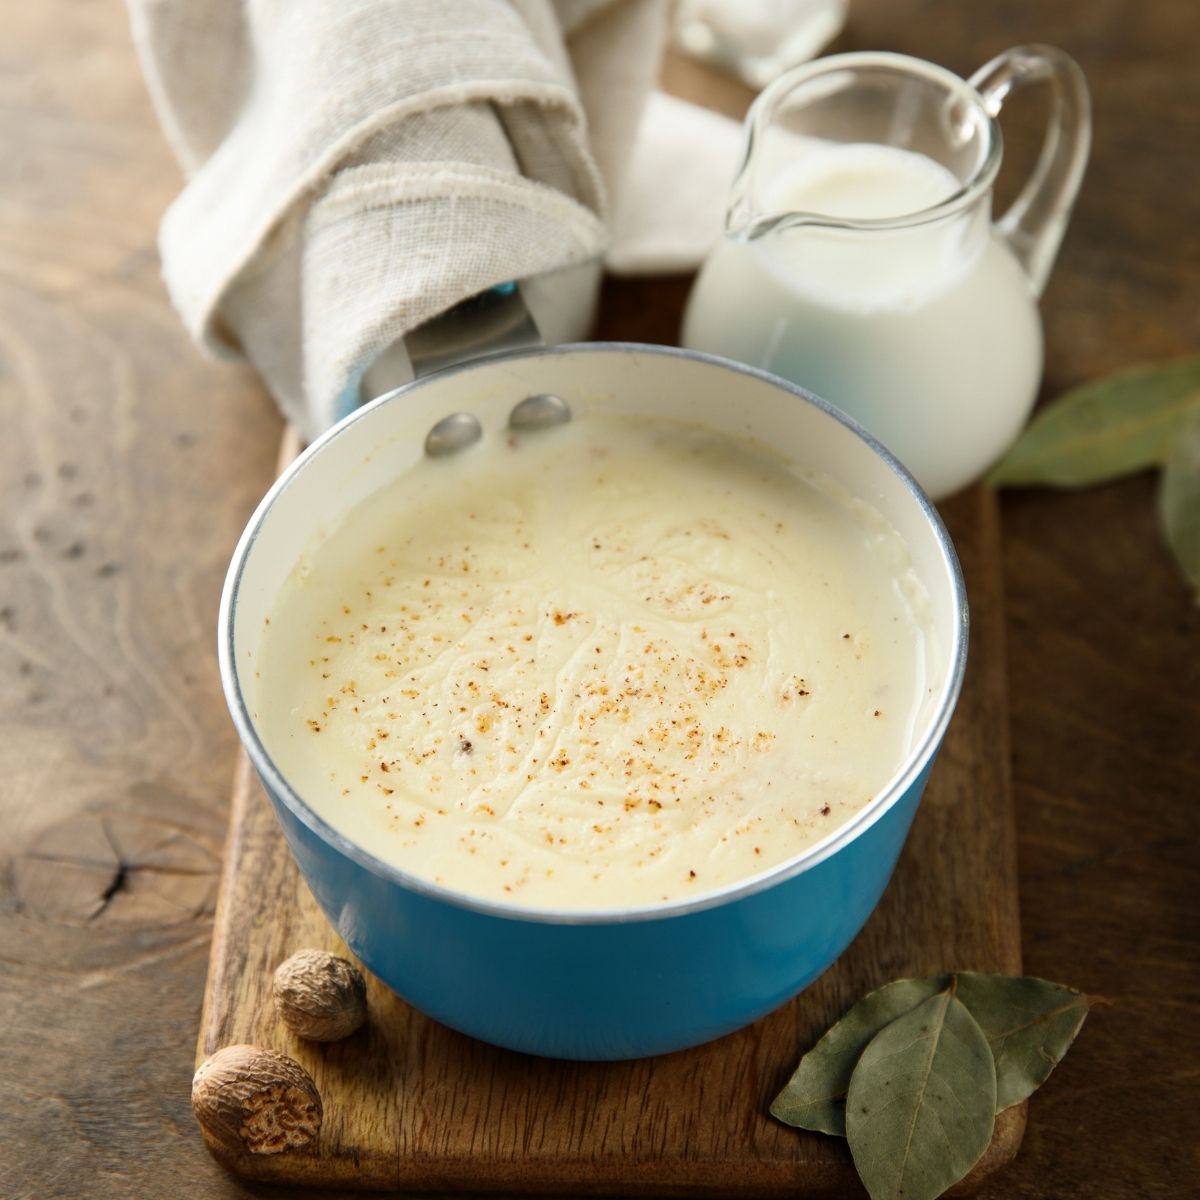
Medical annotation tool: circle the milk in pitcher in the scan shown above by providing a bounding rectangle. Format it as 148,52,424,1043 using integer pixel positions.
683,142,1044,499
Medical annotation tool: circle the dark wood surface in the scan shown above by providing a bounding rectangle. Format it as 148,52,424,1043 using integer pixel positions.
1,2,1197,1199
196,486,1020,1195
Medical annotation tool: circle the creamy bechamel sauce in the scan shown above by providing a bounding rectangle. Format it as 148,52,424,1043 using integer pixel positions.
255,414,934,910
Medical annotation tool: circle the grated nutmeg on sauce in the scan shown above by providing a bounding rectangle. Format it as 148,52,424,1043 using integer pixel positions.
255,414,935,910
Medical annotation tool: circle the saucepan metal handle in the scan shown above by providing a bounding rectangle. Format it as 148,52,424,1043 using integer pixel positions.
358,283,544,405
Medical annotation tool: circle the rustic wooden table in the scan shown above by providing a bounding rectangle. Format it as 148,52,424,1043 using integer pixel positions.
2,2,1197,1198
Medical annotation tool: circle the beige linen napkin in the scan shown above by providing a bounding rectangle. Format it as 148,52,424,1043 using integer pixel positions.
128,0,668,437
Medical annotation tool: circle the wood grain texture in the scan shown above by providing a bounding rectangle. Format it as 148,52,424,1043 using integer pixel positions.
0,4,282,1198
1,1,1197,1198
196,482,1022,1195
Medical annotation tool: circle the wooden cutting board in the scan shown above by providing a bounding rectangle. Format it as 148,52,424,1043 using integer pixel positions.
197,473,1023,1195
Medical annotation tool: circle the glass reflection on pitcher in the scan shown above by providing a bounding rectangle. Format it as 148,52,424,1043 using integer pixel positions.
682,47,1090,499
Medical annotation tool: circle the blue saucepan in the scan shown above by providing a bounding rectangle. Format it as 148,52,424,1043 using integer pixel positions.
218,340,967,1060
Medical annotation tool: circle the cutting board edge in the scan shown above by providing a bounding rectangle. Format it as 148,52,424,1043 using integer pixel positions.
197,1100,1024,1196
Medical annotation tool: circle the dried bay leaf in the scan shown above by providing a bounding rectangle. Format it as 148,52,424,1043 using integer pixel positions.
771,972,1093,1136
954,972,1093,1110
988,356,1200,488
846,989,996,1200
1157,408,1200,600
770,975,949,1135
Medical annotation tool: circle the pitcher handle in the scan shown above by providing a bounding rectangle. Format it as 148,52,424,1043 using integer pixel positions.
969,44,1091,298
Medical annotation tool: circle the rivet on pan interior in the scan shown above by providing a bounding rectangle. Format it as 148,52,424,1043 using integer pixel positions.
509,393,572,431
425,413,482,457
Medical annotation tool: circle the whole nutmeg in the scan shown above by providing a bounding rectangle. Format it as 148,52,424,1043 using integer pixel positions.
273,949,368,1041
192,1044,322,1155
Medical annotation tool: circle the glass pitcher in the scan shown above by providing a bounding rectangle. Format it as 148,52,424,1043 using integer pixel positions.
682,47,1090,499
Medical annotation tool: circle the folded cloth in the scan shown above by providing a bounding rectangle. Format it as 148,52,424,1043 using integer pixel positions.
128,0,668,437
